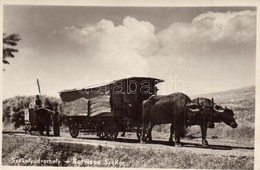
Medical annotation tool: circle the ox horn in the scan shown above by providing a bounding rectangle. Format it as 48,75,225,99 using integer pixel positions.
211,98,214,107
187,103,201,113
214,105,224,113
189,108,201,113
197,97,200,105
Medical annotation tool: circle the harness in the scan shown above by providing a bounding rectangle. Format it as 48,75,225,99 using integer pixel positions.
187,107,214,127
186,109,204,126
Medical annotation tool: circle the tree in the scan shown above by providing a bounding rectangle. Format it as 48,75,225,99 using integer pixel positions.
3,33,21,66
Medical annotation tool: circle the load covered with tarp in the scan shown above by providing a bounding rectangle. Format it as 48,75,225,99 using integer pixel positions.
61,98,89,116
61,95,111,117
89,95,111,117
59,77,164,118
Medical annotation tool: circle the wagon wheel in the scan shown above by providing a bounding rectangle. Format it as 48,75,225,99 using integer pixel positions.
107,121,118,141
69,123,79,138
97,131,107,139
97,121,108,139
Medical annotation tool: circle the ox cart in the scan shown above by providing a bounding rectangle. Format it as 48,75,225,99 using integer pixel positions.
24,107,60,136
59,77,163,140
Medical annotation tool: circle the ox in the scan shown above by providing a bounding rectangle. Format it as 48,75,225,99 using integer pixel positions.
140,92,201,147
187,97,238,145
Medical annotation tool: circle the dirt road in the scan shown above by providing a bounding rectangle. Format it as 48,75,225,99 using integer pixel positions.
7,131,254,158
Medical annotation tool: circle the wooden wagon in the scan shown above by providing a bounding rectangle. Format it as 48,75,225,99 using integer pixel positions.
59,77,163,140
24,107,60,136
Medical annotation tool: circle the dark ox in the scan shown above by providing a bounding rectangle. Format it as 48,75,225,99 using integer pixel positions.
140,92,201,147
187,97,238,145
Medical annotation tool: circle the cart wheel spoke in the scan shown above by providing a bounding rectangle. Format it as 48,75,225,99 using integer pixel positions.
97,121,108,139
107,121,118,141
98,131,107,139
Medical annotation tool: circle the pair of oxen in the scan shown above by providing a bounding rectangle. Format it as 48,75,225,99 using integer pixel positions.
140,92,238,147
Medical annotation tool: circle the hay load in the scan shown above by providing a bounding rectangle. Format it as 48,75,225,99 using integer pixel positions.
62,98,89,116
62,95,111,117
89,95,111,117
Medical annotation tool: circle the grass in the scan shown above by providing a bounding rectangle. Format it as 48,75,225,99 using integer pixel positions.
206,123,254,140
2,134,254,169
2,135,62,166
68,146,253,169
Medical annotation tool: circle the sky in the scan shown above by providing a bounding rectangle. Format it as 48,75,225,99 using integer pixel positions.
3,5,256,99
